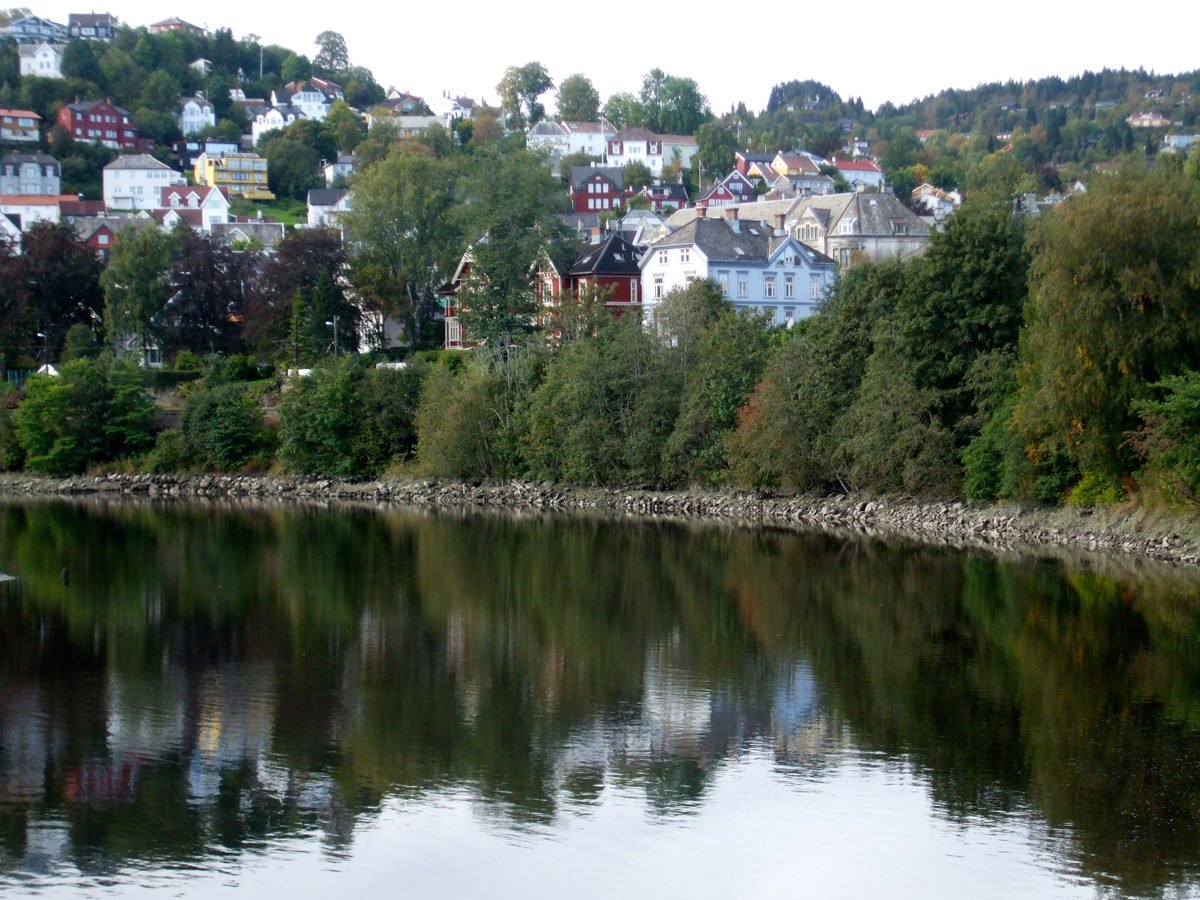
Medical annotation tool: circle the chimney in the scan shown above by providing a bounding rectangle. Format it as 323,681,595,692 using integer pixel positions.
774,212,786,235
727,206,739,233
695,205,706,218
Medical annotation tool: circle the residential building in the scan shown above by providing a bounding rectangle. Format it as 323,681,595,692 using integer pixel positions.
57,100,144,151
1127,112,1171,128
606,127,698,175
771,150,825,179
792,190,928,266
640,181,690,213
190,58,213,76
0,194,70,228
0,15,67,44
155,185,231,233
194,152,274,200
527,119,615,160
172,138,240,173
911,183,961,221
567,232,643,314
68,13,116,40
283,78,344,120
0,211,22,249
179,95,216,136
695,170,756,208
568,166,632,213
1164,134,1200,152
0,152,61,195
639,207,836,326
148,17,204,35
306,188,351,228
380,89,427,114
833,157,885,189
324,153,355,185
0,109,41,143
735,150,774,176
251,103,304,144
211,220,286,250
104,154,185,210
19,42,63,79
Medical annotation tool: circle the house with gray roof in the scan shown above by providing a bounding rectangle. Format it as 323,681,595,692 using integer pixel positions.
0,151,61,195
640,206,836,327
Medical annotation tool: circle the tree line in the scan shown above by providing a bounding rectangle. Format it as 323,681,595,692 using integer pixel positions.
4,150,1200,513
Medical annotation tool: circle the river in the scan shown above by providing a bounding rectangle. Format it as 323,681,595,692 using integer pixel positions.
1,499,1198,898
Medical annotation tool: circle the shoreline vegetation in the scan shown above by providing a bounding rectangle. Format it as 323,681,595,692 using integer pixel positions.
2,472,1197,568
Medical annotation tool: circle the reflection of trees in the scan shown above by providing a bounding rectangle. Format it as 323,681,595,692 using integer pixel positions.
1,501,1200,895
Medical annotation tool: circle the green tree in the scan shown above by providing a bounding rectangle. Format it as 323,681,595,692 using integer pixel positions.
60,38,102,84
695,121,737,178
260,133,321,200
101,226,176,358
280,52,311,84
556,73,600,121
313,30,349,75
344,146,462,350
13,357,153,474
180,381,273,470
326,99,365,153
496,61,553,128
1017,161,1200,480
602,92,643,129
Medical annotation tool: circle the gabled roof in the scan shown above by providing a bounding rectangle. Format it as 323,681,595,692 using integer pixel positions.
569,166,624,191
58,199,105,217
610,126,657,143
160,185,227,205
18,42,62,58
1,150,59,167
736,150,774,163
69,13,114,27
64,99,132,116
798,191,928,236
835,158,883,173
562,119,614,135
0,108,41,119
105,153,171,171
569,232,641,277
180,95,214,111
307,188,349,207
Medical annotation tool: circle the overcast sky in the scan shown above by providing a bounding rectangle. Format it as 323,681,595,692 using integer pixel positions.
34,1,1199,116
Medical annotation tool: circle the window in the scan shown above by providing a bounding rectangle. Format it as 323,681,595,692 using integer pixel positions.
631,281,638,303
97,233,109,245
785,275,794,298
737,274,748,298
811,275,822,298
653,275,663,299
718,272,729,296
658,250,667,265
764,275,776,298
680,248,689,263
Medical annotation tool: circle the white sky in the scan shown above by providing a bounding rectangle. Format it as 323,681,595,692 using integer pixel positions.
33,1,1200,117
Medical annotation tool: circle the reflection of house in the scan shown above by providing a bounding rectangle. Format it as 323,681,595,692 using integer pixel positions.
0,151,61,195
640,206,837,327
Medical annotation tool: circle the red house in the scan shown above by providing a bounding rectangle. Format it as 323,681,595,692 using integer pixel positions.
568,233,642,314
568,166,633,214
695,171,756,208
57,100,148,151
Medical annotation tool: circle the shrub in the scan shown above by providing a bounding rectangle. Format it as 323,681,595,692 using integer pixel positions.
1066,472,1124,508
181,382,274,470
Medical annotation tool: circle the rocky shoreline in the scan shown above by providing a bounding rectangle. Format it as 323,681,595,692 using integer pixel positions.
0,472,1197,567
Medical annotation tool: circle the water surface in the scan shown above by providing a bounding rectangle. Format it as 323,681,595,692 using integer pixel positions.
1,500,1199,898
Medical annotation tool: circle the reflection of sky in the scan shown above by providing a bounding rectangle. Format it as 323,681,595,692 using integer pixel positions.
5,750,1095,898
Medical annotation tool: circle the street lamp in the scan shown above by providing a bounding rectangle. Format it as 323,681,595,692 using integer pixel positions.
325,317,338,356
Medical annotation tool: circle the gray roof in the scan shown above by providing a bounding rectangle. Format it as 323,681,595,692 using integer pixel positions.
569,232,641,277
105,153,171,171
797,192,929,237
307,189,348,207
211,221,286,249
2,150,59,167
569,166,624,191
650,215,834,267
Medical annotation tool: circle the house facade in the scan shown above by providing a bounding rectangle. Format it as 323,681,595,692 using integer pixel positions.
0,152,61,195
68,13,116,40
281,80,343,121
194,152,273,200
568,232,642,313
104,154,185,210
157,185,231,233
19,43,63,78
306,188,351,228
695,170,756,208
1,15,67,44
324,153,355,185
568,166,632,213
606,127,698,175
833,157,885,189
640,181,689,213
639,208,837,327
251,103,303,144
793,190,928,266
57,100,144,151
179,96,216,136
0,109,41,143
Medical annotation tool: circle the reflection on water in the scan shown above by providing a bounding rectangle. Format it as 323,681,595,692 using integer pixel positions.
1,500,1199,897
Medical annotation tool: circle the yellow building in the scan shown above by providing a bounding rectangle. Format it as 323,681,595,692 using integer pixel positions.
193,151,275,200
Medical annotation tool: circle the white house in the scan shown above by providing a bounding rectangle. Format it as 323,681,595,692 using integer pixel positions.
0,195,64,228
306,188,351,228
639,207,837,328
606,127,698,176
832,157,886,189
527,119,615,158
18,42,62,79
0,151,61,195
251,104,304,144
179,95,216,136
155,185,230,233
103,154,185,211
324,153,355,185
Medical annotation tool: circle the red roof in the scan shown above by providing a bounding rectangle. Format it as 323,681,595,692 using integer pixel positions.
0,108,41,119
837,159,883,172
